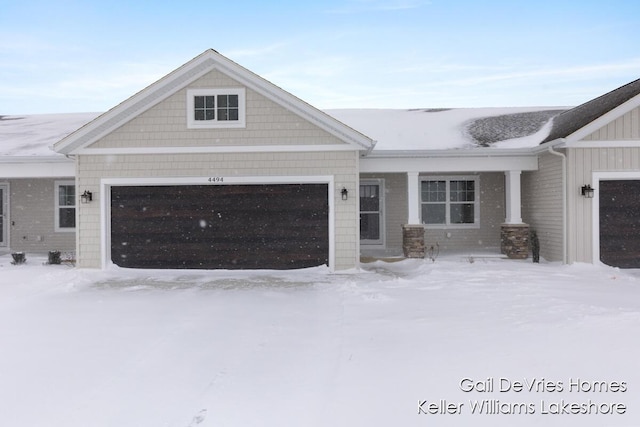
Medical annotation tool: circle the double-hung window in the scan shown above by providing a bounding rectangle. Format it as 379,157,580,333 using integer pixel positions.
420,176,479,227
55,181,76,232
187,88,245,128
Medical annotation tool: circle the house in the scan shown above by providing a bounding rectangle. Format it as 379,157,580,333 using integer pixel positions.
1,49,639,270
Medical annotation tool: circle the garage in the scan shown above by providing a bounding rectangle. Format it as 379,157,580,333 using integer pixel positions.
599,180,640,268
110,184,329,270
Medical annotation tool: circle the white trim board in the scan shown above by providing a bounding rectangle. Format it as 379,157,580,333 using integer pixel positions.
0,183,9,247
78,144,357,155
567,95,640,143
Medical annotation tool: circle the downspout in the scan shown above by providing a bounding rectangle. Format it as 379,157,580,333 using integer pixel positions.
547,144,567,264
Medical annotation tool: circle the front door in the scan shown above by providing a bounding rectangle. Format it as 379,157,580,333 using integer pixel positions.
0,184,7,247
360,180,384,245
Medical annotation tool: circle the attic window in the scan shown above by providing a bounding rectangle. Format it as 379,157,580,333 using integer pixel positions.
187,88,245,129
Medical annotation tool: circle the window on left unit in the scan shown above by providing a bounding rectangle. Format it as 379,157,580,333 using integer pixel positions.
187,88,245,128
55,181,76,231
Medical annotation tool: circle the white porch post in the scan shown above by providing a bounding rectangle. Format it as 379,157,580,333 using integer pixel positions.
403,172,425,258
502,170,530,259
407,172,420,224
504,170,523,224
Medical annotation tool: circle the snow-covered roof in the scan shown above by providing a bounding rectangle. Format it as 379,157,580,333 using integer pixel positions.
0,113,100,158
0,107,568,158
326,107,567,151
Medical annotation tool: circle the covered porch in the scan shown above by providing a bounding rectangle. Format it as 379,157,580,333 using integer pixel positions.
359,149,538,261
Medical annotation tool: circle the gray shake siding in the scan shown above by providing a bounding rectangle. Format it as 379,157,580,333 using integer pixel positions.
8,178,76,253
363,172,505,255
522,151,564,262
423,172,505,254
359,173,407,252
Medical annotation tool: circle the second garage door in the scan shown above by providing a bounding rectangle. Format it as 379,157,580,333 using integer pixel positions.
111,184,329,270
600,180,640,268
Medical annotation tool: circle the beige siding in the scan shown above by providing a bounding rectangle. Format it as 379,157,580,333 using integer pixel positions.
522,151,564,262
423,173,505,254
91,69,344,150
8,179,76,254
583,107,640,140
76,151,359,270
567,146,640,263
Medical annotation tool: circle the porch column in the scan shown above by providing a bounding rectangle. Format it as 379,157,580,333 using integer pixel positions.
501,170,529,259
504,170,523,224
403,172,425,258
407,172,420,224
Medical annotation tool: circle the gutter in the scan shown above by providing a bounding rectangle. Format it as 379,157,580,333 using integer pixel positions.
364,147,538,158
0,155,73,164
546,140,568,264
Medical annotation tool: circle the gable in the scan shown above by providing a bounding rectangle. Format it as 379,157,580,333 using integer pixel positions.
542,78,640,144
582,106,640,141
86,69,350,152
54,50,373,155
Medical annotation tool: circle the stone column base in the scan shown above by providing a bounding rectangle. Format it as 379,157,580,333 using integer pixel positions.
500,223,530,259
402,224,425,258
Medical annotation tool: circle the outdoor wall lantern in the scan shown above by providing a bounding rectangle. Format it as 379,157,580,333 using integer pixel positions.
341,187,349,201
581,184,594,199
80,190,93,204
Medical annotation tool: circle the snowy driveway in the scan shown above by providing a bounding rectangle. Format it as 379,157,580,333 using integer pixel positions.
0,255,639,426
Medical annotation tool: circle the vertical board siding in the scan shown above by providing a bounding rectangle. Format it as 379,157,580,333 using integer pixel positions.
522,152,564,262
568,146,640,263
584,107,640,140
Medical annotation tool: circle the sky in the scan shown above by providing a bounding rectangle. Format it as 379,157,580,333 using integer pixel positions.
1,0,639,115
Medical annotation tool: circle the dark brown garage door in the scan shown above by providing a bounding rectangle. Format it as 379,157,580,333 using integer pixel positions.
111,184,329,269
600,180,640,268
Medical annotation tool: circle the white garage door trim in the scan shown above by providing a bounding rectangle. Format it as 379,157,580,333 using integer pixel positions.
591,171,640,265
100,175,335,271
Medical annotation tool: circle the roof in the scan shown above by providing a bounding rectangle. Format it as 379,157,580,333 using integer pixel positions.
542,78,640,143
53,49,374,155
327,107,565,150
2,107,566,159
0,113,99,158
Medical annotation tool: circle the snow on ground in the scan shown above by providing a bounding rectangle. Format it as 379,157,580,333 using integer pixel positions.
0,254,638,427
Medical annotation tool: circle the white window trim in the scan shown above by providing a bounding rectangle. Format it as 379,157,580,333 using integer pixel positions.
55,180,76,232
0,182,9,247
186,88,246,129
420,175,480,229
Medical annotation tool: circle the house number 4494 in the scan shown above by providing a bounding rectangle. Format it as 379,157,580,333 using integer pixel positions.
208,177,224,183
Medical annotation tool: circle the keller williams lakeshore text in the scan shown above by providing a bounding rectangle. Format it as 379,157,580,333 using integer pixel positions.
418,377,629,416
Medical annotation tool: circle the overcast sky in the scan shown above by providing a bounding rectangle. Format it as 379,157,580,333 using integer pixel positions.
1,0,639,114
